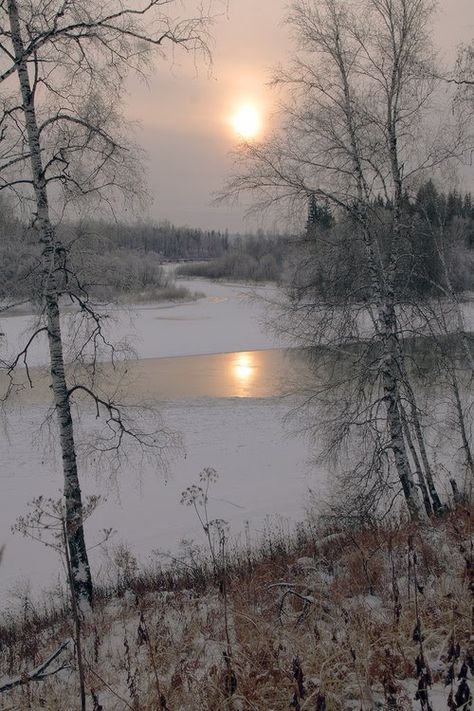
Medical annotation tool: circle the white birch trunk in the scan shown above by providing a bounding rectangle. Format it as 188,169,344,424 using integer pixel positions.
400,403,433,516
378,301,425,519
380,38,427,521
7,0,93,609
335,37,425,520
401,373,443,515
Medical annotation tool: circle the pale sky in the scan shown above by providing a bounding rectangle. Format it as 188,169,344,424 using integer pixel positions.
125,0,474,233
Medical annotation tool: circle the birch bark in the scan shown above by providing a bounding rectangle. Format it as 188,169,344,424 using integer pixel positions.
333,25,425,519
7,0,93,609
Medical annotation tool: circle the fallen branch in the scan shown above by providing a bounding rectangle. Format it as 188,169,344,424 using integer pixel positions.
0,638,72,693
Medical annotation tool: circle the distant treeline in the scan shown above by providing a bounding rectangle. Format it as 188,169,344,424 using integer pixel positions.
0,215,226,301
98,220,230,260
0,209,288,300
2,179,473,302
0,203,285,299
307,181,474,236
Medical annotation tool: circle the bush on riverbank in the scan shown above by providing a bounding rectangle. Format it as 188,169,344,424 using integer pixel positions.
176,235,288,283
74,247,203,303
176,252,281,281
1,503,472,710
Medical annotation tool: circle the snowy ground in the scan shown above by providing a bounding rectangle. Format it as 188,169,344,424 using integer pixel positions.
0,278,320,603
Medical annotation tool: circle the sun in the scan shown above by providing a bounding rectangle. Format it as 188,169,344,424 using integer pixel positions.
232,104,261,140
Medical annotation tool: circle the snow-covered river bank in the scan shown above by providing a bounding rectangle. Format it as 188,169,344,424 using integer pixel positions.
0,279,321,604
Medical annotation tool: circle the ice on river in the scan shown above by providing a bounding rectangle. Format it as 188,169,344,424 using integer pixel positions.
0,278,320,602
0,279,287,367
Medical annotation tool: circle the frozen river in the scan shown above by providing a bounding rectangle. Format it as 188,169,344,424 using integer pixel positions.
0,278,321,603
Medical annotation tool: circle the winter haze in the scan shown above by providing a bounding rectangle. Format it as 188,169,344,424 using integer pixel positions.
1,0,474,708
126,0,474,231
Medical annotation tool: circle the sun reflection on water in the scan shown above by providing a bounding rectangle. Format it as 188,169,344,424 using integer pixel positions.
232,352,255,395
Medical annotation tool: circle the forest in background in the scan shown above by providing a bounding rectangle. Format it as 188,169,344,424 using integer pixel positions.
0,201,292,301
298,181,474,300
178,181,474,291
3,179,473,303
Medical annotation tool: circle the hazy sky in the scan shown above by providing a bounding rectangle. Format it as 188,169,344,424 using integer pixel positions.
125,0,474,233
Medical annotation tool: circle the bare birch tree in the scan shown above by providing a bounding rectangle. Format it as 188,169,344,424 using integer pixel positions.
225,0,469,520
0,0,213,610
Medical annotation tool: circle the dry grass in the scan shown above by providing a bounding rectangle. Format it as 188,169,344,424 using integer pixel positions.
1,508,473,710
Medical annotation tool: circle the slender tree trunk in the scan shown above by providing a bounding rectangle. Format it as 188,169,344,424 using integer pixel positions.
451,370,474,491
431,221,474,499
336,40,425,520
8,0,92,609
379,310,425,520
400,404,432,516
382,53,426,521
62,518,87,711
401,375,444,515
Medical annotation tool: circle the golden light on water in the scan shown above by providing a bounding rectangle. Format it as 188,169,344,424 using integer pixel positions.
231,104,261,140
232,352,256,395
235,353,253,379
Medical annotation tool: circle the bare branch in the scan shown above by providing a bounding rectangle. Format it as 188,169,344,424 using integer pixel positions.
0,639,72,693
